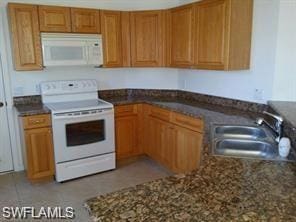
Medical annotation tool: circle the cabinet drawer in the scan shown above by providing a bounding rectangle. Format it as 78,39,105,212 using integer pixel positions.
115,105,138,117
171,113,203,132
22,114,51,130
149,106,171,122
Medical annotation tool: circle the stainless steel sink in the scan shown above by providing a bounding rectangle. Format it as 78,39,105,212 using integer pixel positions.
211,124,296,162
215,125,267,139
215,139,277,159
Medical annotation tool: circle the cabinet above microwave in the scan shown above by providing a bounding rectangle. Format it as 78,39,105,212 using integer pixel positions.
41,33,103,67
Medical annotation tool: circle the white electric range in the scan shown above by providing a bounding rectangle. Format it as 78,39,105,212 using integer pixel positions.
40,79,115,182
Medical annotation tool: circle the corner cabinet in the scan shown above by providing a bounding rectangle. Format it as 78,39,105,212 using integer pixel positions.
144,105,204,173
8,3,43,71
130,10,166,67
19,114,55,183
114,103,204,173
194,0,253,70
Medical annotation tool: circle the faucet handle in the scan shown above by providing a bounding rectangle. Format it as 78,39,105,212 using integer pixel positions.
263,111,284,123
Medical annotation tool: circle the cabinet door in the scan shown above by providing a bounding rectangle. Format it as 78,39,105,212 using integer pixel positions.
167,4,195,67
146,117,163,161
101,11,123,67
8,3,43,71
160,123,175,169
25,127,55,180
71,8,100,33
195,0,229,70
38,5,71,32
174,127,203,173
121,12,131,67
147,116,175,168
130,11,165,67
115,115,138,159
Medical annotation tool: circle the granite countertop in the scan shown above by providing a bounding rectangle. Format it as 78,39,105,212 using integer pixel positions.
15,103,51,117
14,96,261,122
86,146,296,221
85,97,296,221
269,101,296,128
104,96,261,121
13,95,296,220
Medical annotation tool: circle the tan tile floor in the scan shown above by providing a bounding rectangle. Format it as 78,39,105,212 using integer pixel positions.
0,157,171,221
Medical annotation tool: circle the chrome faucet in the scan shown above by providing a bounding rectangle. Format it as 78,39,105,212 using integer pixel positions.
255,111,284,143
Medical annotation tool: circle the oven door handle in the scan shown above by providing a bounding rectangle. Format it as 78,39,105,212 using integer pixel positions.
53,109,113,120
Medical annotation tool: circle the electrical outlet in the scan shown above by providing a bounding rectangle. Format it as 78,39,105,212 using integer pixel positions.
254,88,264,101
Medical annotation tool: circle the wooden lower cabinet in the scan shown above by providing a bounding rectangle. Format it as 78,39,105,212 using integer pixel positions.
146,117,175,169
115,104,141,159
173,127,203,173
146,114,203,173
25,128,55,181
116,104,204,173
20,114,55,182
115,115,138,159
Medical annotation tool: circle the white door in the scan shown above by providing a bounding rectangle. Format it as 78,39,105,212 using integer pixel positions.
0,54,13,172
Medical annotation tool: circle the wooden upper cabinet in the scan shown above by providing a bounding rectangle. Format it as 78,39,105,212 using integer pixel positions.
121,12,131,67
100,10,123,67
71,8,100,33
130,11,165,67
195,0,253,70
38,5,71,32
8,3,43,71
195,0,228,70
167,4,195,68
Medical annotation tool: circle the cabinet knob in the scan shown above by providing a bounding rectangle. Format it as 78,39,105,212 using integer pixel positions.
0,102,4,108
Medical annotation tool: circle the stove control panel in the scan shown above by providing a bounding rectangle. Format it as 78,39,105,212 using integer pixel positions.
41,79,98,96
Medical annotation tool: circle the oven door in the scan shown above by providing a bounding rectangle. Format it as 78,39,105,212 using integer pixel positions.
52,109,115,163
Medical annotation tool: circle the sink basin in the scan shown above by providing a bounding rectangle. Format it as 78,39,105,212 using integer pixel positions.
214,139,277,159
215,125,267,139
211,124,295,162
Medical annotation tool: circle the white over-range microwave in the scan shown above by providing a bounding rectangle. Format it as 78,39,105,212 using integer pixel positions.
41,33,103,67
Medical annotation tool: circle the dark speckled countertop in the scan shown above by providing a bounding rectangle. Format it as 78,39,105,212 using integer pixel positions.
15,95,260,121
104,96,261,121
13,94,296,221
15,103,51,117
86,149,296,221
85,97,296,221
